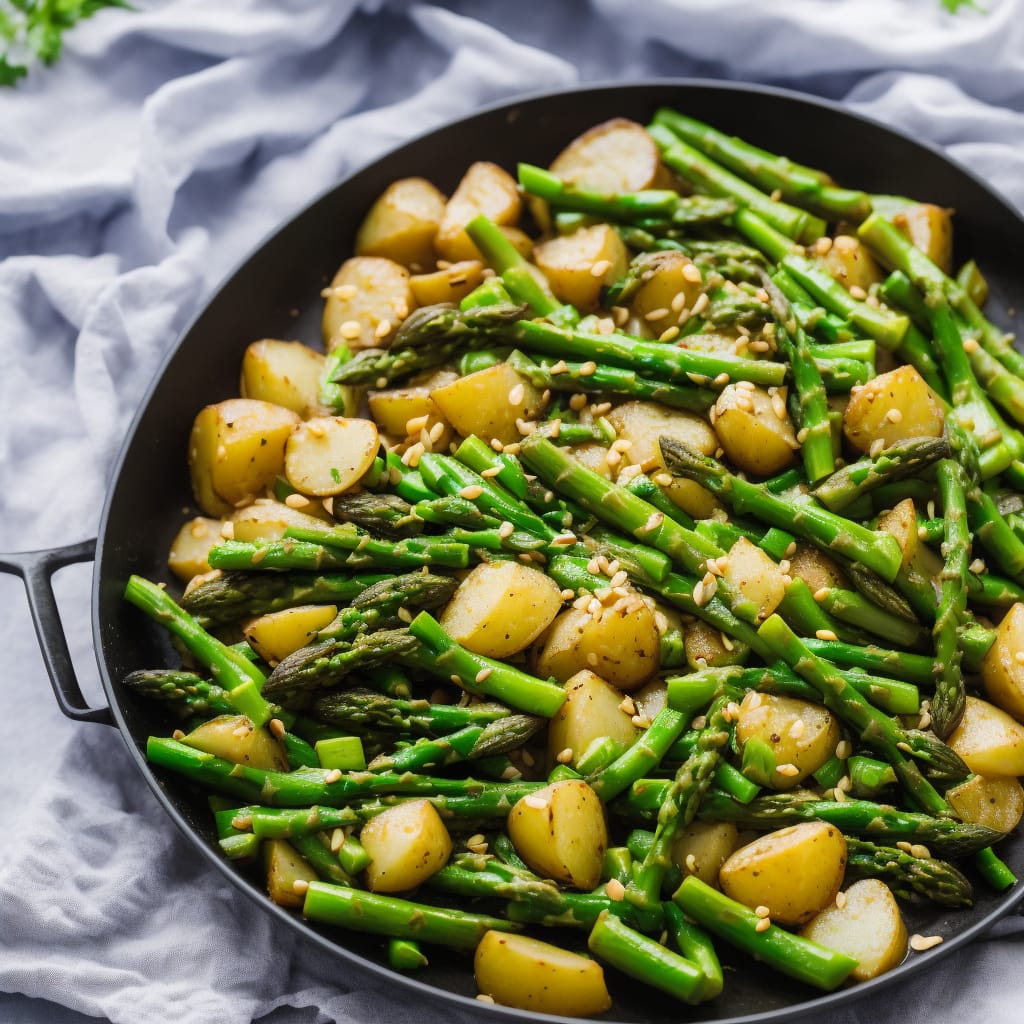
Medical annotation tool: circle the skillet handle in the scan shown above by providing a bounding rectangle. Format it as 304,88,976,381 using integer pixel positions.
0,538,114,726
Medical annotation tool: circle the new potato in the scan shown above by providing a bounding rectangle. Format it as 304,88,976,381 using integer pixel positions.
430,362,545,446
947,695,1024,777
240,339,331,419
243,604,339,664
435,161,521,263
360,799,452,892
713,383,798,477
981,602,1024,722
546,670,641,767
354,176,447,270
842,365,944,453
183,714,288,771
283,416,379,497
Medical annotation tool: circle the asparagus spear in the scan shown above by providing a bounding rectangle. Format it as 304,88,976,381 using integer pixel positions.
844,837,973,907
672,877,858,992
587,708,689,802
303,881,521,949
647,123,826,242
658,439,903,582
651,108,871,222
329,492,424,539
662,901,724,1002
180,570,388,628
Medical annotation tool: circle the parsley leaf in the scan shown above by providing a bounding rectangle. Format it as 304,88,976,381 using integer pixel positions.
0,0,133,86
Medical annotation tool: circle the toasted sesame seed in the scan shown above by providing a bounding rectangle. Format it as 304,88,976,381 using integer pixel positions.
836,774,852,792
848,284,868,300
459,485,484,500
836,740,852,760
659,325,681,342
523,793,548,809
172,728,185,741
476,994,496,1005
643,512,665,533
788,719,805,740
910,933,943,951
815,628,838,642
644,307,670,322
691,292,710,316
869,438,885,457
590,259,612,278
474,668,492,684
970,557,986,574
631,714,653,729
579,360,598,377
682,262,703,283
910,844,931,859
292,878,310,895
324,769,343,784
749,339,771,353
885,407,903,424
340,320,361,340
605,878,626,901
503,442,522,455
755,917,771,932
963,337,980,354
776,763,800,777
835,890,848,909
268,718,286,740
508,382,525,405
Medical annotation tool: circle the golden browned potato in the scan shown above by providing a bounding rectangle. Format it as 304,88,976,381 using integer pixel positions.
786,544,851,594
439,561,563,659
474,932,611,1018
947,695,1024,776
240,339,331,419
893,203,954,274
842,365,945,454
946,773,1024,833
549,117,665,193
243,604,339,665
360,799,452,892
507,780,608,890
367,377,455,453
533,598,660,691
735,690,841,789
183,714,288,771
435,161,521,263
230,499,333,541
533,224,629,312
724,536,788,624
800,879,908,982
322,256,413,352
264,838,319,908
817,235,884,294
671,820,742,888
719,822,848,927
283,416,379,497
629,251,705,337
189,398,300,517
981,602,1024,722
546,670,640,766
354,176,447,270
430,362,545,446
713,383,798,477
167,516,223,582
409,260,484,307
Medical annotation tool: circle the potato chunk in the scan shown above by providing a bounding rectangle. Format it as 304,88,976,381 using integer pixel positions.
981,602,1024,722
240,339,329,419
629,251,705,336
360,800,452,892
533,224,628,312
817,235,884,294
439,561,563,659
684,619,744,669
168,516,223,583
550,118,665,194
671,820,741,888
230,500,332,542
533,600,660,691
265,838,319,909
735,691,841,789
189,398,300,517
713,384,798,477
786,544,851,593
409,260,484,307
800,879,907,982
719,822,847,927
508,780,608,890
243,604,339,665
475,931,611,1018
842,365,944,454
184,714,288,771
724,537,787,624
283,416,379,497
894,203,954,275
435,161,521,263
430,362,545,445
946,773,1024,833
546,670,641,767
947,695,1024,777
321,256,413,352
354,176,447,270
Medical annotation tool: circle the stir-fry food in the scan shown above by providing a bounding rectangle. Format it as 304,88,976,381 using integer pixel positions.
125,108,1024,1014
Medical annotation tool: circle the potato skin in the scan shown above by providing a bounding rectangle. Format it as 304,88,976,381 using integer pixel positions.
167,516,223,583
183,714,288,772
265,838,319,909
354,176,447,270
724,536,787,624
842,365,944,453
671,820,741,888
430,362,545,446
817,235,884,293
713,383,798,477
321,256,413,352
435,161,521,263
946,772,1024,833
474,931,611,1018
243,603,339,665
719,822,847,926
283,416,379,497
240,339,329,419
360,800,452,893
533,224,629,312
508,780,609,890
800,879,907,982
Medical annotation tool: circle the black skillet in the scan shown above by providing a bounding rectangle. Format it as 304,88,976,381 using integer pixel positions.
4,80,1024,1024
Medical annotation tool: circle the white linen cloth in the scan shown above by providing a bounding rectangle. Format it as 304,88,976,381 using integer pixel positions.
2,1,1023,1021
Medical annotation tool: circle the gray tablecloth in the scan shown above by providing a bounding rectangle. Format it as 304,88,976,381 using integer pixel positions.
2,1,1023,1021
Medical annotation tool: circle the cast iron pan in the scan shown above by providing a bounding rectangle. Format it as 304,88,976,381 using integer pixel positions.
5,80,1024,1023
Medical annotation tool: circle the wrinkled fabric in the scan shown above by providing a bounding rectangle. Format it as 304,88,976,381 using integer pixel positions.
2,1,1023,1022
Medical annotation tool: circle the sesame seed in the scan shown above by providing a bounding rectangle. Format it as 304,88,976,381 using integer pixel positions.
796,427,809,444
552,533,577,547
292,879,310,895
869,438,885,457
330,828,344,853
612,305,630,326
789,719,805,739
643,512,665,533
459,485,484,500
969,557,986,574
619,696,637,716
476,995,496,1005
659,325,680,342
579,361,598,377
268,718,286,740
848,285,868,300
815,629,838,642
691,292,710,315
508,383,525,405
771,393,788,420
503,442,521,455
776,763,800,777
693,580,706,606
474,668,492,684
755,917,771,932
813,587,831,602
605,878,626,901
755,905,770,918
785,541,797,557
815,237,833,255
910,844,931,859
963,337,980,354
631,714,652,729
340,320,361,340
982,428,1003,447
172,729,185,741
910,933,944,951
749,339,771,353
682,262,702,283
835,891,848,909
590,259,612,278
324,769,343,784
885,408,903,424
836,774,851,792
644,307,670,321
836,740,852,760
684,853,698,873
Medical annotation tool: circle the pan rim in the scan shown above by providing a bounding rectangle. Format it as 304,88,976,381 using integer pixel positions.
92,76,1024,1024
